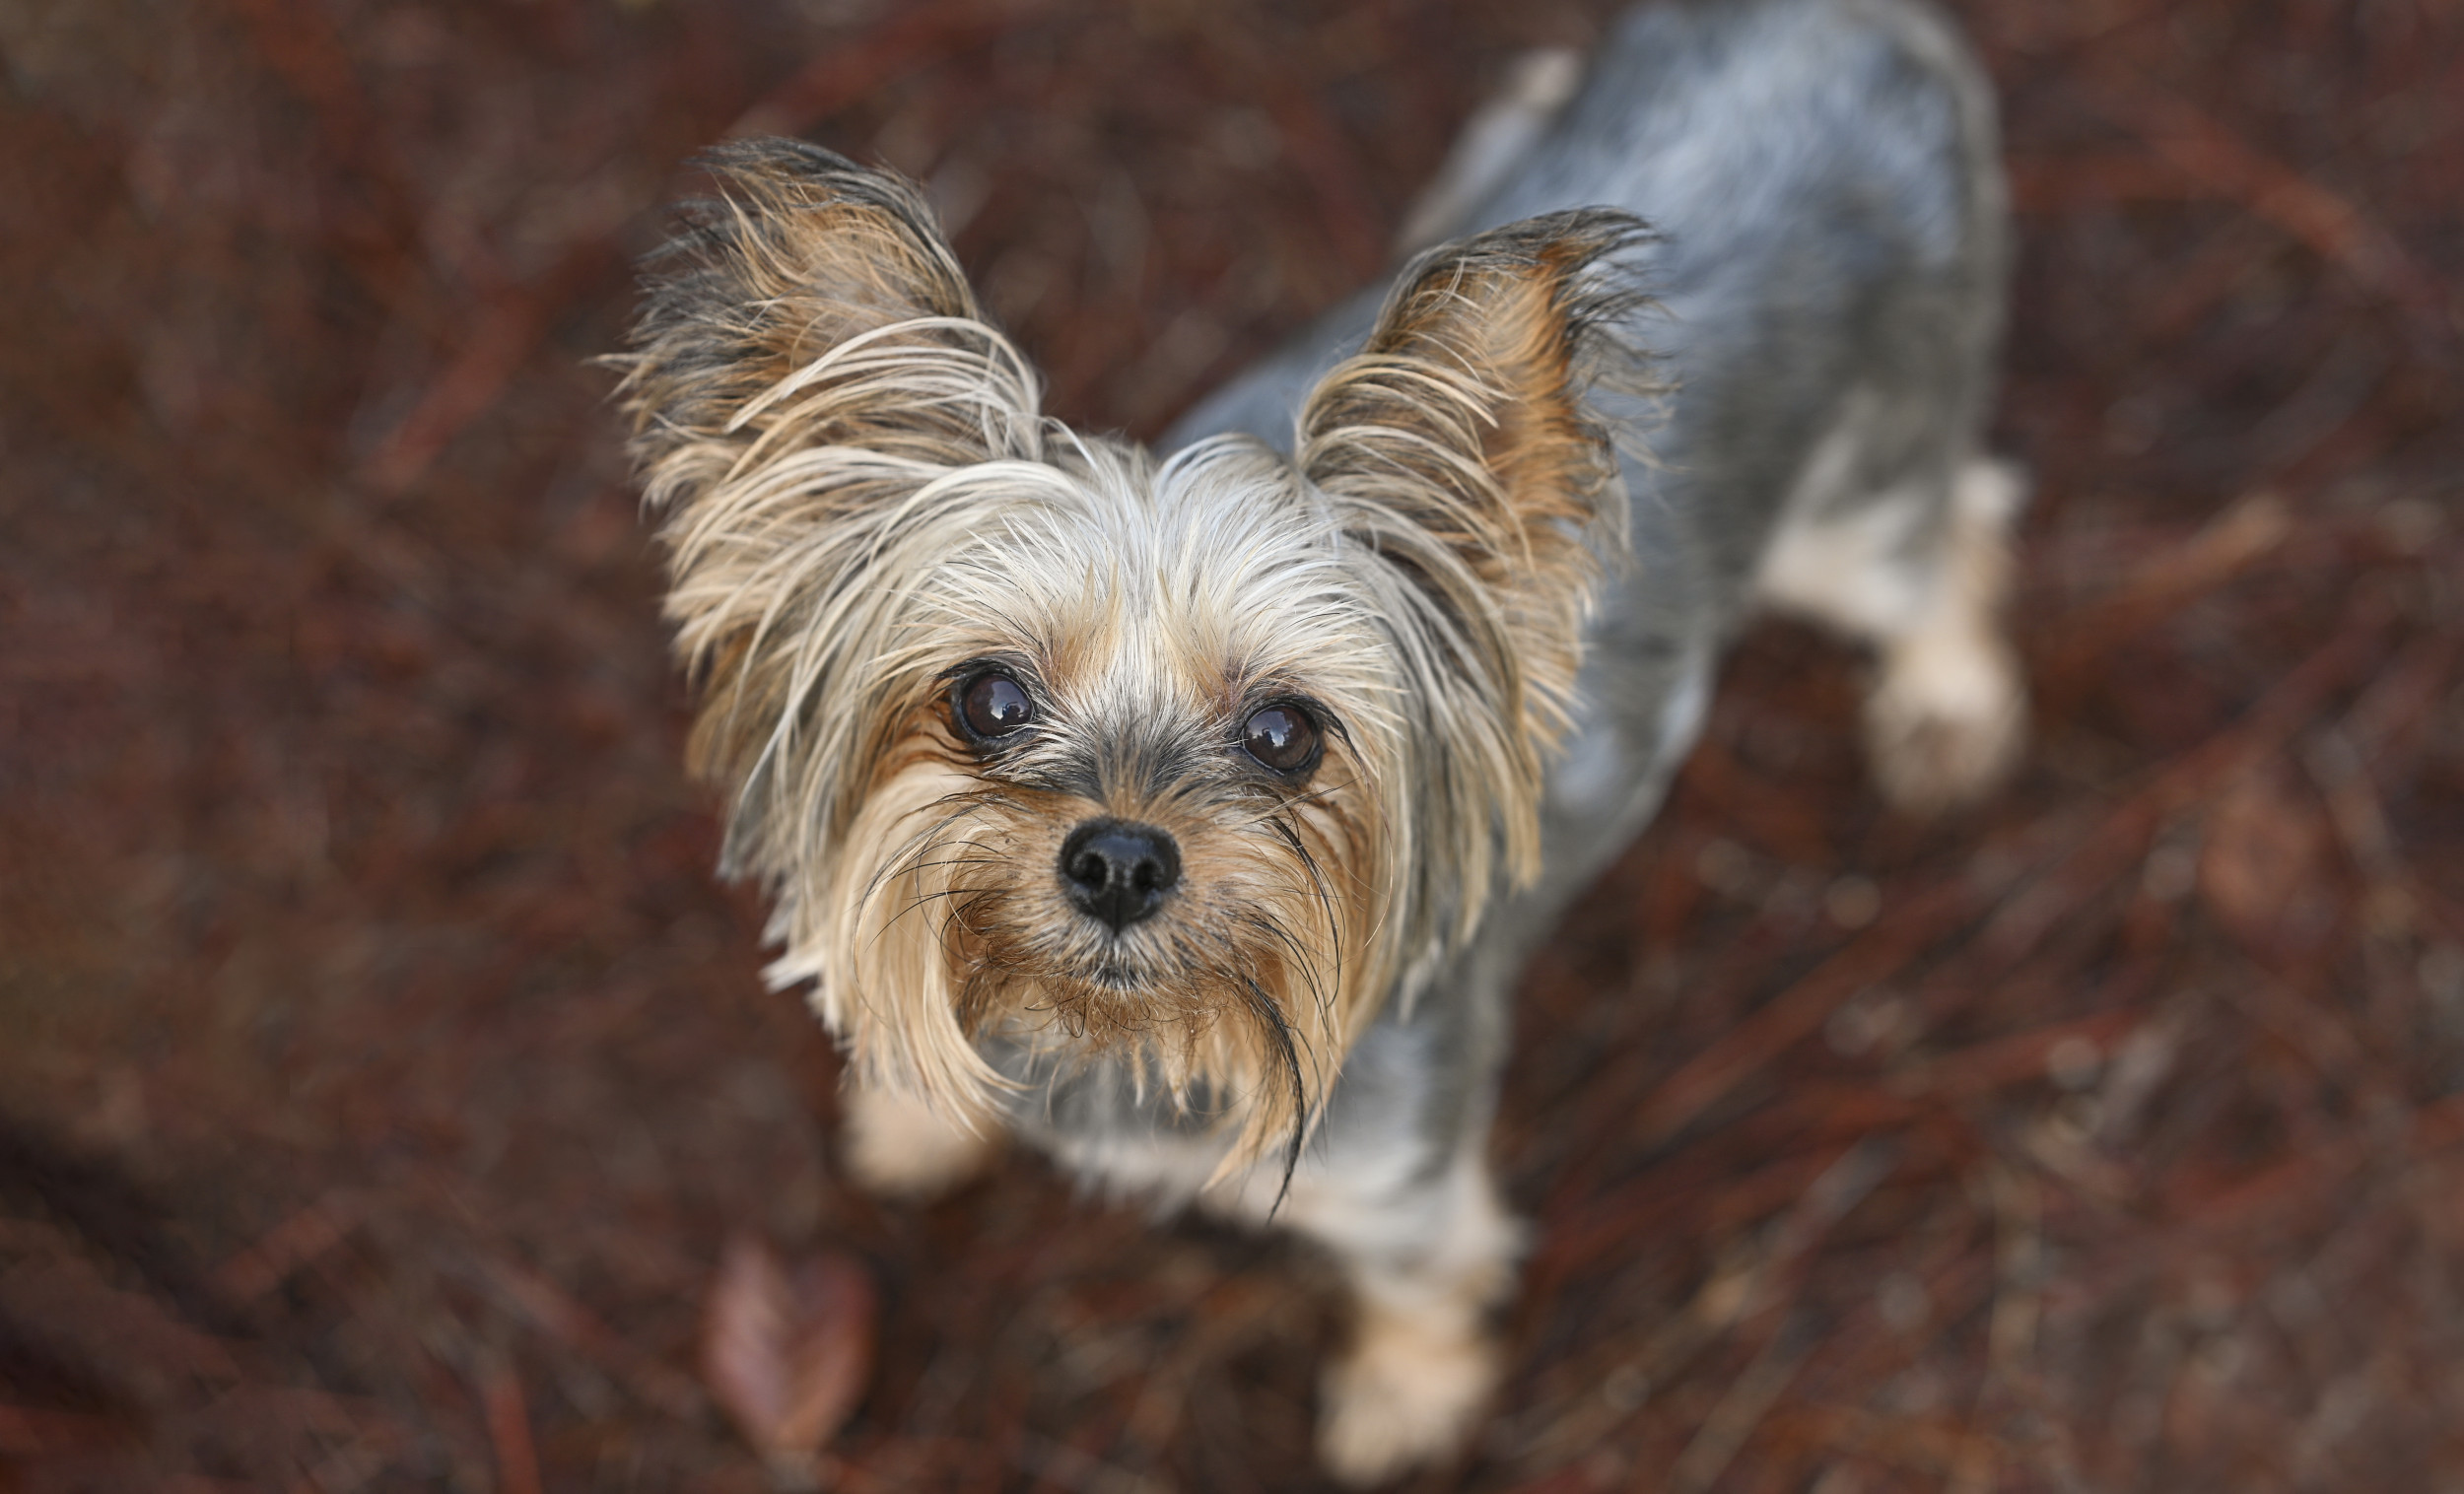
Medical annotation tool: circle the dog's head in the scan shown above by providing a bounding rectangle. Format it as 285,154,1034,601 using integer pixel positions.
615,140,1646,1175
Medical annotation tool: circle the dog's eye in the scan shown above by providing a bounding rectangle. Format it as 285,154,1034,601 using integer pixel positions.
1242,704,1320,775
957,671,1035,740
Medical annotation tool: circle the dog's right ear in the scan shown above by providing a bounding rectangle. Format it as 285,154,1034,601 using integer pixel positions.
610,141,1042,874
614,139,1041,507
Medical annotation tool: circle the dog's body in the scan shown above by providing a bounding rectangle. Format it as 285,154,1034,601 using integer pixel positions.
617,0,2019,1479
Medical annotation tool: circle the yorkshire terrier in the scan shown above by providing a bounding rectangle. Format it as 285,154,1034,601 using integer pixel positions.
612,0,2021,1480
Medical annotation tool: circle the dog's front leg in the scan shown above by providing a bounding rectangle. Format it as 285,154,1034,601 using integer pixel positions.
1201,971,1524,1486
841,1080,1003,1201
1289,1143,1520,1485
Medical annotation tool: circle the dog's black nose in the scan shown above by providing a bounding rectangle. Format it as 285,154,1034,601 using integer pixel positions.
1058,819,1180,933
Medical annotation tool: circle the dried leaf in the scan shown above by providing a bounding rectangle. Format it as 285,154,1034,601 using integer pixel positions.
701,1234,877,1471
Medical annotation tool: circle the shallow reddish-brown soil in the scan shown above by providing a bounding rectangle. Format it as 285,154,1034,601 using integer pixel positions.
4,1,2460,1489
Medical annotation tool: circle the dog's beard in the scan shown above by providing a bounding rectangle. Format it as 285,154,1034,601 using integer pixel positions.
796,755,1379,1186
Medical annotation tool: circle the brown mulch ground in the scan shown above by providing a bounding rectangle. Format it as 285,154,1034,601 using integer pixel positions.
3,1,2460,1489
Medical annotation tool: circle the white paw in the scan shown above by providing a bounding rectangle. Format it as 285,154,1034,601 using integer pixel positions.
1318,1311,1499,1486
840,1085,997,1201
1864,624,2025,814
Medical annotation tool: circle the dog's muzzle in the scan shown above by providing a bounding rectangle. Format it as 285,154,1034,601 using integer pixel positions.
1058,819,1180,933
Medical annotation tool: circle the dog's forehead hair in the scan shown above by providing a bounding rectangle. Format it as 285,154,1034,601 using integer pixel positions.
938,439,1387,717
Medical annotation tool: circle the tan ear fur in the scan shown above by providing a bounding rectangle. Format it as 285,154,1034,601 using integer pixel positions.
607,141,1045,877
1298,211,1654,931
613,138,1017,473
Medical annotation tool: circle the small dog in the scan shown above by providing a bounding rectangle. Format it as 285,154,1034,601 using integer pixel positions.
613,0,2020,1479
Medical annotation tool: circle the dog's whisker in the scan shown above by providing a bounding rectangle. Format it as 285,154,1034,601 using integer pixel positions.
1238,975,1308,1224
1266,816,1345,979
860,799,1002,904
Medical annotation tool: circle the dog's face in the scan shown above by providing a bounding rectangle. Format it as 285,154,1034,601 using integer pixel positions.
616,141,1644,1170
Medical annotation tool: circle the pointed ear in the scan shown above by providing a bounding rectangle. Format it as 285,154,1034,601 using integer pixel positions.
608,141,1040,869
613,138,1040,503
1298,210,1653,901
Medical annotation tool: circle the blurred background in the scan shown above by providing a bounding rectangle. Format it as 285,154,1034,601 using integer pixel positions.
1,0,2459,1488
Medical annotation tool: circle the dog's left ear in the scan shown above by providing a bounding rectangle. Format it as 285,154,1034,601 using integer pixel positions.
1298,211,1651,906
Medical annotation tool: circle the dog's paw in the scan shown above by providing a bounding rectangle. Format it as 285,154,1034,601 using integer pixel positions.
1864,623,2024,815
840,1085,997,1201
1317,1309,1498,1486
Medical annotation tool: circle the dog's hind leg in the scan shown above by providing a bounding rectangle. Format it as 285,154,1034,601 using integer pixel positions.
1863,457,2027,812
1755,435,2027,814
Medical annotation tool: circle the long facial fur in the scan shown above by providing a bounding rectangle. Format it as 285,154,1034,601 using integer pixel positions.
611,139,1653,1177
